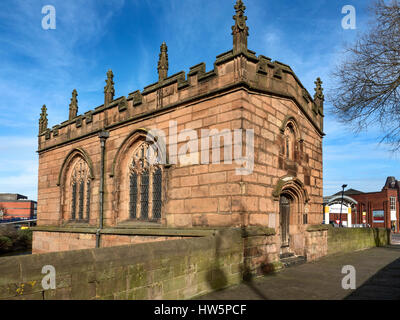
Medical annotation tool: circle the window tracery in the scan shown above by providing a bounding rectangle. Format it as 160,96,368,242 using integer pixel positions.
68,159,91,221
128,142,163,222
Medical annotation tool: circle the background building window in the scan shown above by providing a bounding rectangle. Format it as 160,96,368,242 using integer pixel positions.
390,196,396,211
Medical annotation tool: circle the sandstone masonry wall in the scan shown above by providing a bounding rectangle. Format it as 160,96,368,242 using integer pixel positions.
2,227,389,300
327,227,391,255
1,228,280,300
36,27,324,255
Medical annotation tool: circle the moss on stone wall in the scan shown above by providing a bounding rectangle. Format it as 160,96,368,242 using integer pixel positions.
6,225,378,300
0,227,283,300
0,229,247,300
327,227,391,256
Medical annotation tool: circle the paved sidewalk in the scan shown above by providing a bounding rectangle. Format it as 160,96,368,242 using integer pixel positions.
392,233,400,245
197,245,400,300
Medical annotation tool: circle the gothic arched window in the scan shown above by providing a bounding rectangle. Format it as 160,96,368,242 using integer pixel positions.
284,125,295,160
68,159,91,221
128,142,163,222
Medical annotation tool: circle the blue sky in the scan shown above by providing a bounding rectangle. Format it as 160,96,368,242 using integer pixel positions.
0,0,398,200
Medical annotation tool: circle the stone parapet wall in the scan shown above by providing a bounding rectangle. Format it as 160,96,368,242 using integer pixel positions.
5,226,390,300
32,231,190,254
304,226,391,260
305,225,329,261
242,227,281,278
31,226,216,254
33,231,96,253
327,227,391,255
0,227,280,300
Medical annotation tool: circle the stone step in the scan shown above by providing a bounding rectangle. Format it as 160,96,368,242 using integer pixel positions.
279,252,294,259
280,255,307,268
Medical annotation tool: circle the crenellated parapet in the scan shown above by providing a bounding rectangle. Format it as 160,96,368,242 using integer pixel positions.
37,0,324,152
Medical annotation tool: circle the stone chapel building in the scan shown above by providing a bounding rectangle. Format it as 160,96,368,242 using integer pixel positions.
33,1,325,259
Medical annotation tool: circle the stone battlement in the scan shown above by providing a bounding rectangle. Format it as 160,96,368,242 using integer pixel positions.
38,47,324,153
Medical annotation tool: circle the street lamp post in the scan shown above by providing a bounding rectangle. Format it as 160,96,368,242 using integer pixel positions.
339,184,348,227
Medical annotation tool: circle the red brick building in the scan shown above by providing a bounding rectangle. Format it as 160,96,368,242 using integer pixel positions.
350,177,400,233
0,194,37,221
325,177,400,233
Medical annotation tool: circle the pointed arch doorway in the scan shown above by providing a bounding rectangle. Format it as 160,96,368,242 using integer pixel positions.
279,194,291,248
273,176,310,255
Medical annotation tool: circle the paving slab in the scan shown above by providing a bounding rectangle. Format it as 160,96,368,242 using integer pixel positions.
196,245,400,300
392,234,400,245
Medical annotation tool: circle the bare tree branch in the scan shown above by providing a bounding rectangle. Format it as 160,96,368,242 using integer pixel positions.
329,0,400,150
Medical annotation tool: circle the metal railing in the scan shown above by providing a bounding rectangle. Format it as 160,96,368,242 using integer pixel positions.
0,218,37,225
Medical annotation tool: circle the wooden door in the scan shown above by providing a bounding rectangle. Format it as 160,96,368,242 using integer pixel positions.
280,195,290,247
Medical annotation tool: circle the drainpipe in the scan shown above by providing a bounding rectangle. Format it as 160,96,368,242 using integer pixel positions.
96,130,109,248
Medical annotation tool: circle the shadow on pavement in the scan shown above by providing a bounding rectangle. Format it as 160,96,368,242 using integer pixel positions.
241,278,270,300
345,245,400,300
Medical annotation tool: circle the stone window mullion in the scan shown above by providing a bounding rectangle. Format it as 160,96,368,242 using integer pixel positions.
71,182,77,220
152,167,162,220
140,169,149,220
129,171,138,219
78,180,84,220
286,136,290,159
82,181,86,220
149,168,154,221
137,173,142,219
86,180,91,221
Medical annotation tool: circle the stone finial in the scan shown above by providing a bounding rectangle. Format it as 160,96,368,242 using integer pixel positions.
69,89,78,120
314,78,324,100
158,42,169,82
104,69,115,107
232,0,249,54
314,77,324,114
39,105,48,134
